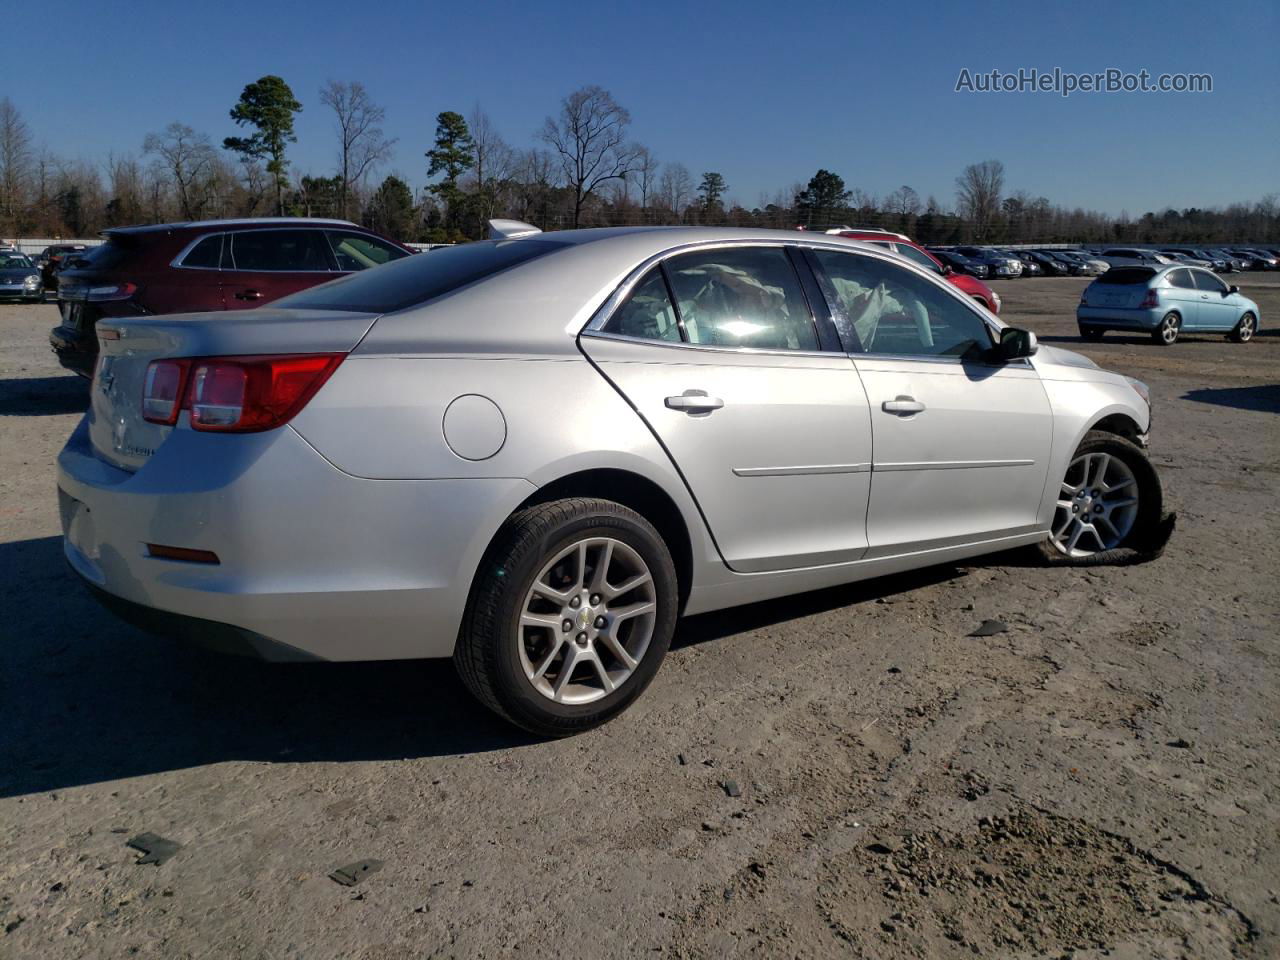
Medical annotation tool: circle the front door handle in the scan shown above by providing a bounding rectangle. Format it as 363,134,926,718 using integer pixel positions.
665,390,724,413
235,289,264,301
883,397,926,415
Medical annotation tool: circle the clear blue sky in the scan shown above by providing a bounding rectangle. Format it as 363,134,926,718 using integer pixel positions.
7,0,1277,215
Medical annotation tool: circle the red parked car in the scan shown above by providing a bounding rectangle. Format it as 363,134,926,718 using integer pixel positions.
50,218,412,377
822,228,1001,315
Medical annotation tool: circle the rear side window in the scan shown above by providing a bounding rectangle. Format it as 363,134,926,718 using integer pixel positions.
230,230,334,272
602,269,682,342
326,231,409,271
663,247,819,351
273,238,568,313
1167,269,1196,289
1097,267,1156,285
180,234,223,269
1192,269,1227,293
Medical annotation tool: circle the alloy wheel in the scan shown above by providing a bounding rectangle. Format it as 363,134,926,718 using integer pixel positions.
518,537,657,705
1236,313,1256,342
1049,452,1140,557
1158,313,1180,344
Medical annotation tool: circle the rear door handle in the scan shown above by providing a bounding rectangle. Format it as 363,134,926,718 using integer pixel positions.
665,390,724,413
883,397,926,415
235,289,264,301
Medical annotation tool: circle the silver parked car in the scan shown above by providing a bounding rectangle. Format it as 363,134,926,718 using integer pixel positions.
58,225,1163,735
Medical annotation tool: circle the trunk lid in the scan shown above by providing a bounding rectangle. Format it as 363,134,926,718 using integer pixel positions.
88,307,380,472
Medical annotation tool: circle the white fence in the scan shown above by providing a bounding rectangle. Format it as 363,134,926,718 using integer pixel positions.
2,238,103,256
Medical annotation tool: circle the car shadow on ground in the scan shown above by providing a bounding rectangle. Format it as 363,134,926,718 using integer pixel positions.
0,375,89,416
0,534,972,797
1182,384,1280,413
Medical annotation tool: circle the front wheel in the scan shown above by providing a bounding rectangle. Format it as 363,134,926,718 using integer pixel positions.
1038,431,1164,565
455,498,678,737
1152,312,1181,345
1231,312,1256,343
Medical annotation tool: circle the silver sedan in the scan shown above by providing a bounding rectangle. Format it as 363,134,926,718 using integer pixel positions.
58,225,1163,735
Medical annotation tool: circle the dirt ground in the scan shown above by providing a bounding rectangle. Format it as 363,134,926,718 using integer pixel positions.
1,274,1277,959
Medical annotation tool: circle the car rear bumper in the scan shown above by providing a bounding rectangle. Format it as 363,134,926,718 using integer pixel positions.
57,418,535,661
1076,306,1163,329
50,323,97,377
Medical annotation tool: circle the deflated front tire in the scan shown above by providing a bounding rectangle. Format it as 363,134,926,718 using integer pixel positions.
1038,430,1169,566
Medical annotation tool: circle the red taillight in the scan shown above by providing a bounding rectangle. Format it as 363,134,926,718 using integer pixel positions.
1139,289,1160,308
86,281,137,301
142,354,343,432
142,360,190,425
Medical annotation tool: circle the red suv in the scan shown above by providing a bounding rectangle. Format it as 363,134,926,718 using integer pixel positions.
824,228,1001,315
50,218,412,377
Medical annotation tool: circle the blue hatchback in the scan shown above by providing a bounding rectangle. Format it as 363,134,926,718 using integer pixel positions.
1077,265,1260,345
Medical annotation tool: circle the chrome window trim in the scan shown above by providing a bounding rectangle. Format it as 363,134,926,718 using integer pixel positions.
583,328,839,361
581,237,1009,360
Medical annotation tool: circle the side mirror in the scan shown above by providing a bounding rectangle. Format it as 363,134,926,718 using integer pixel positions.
939,264,953,276
1228,285,1240,294
996,326,1038,361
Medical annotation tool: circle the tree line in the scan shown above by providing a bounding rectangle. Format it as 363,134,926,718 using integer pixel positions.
1,84,1276,245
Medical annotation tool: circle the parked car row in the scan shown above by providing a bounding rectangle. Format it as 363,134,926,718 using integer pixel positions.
925,244,1280,277
927,246,1109,278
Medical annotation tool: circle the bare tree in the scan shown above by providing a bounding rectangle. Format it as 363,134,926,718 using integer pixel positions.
468,105,515,228
143,123,216,220
0,97,32,231
634,146,659,214
657,162,693,217
514,148,556,225
541,86,641,228
883,185,921,218
320,80,395,220
955,159,1004,240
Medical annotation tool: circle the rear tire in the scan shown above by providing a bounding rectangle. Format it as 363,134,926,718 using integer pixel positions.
1037,431,1165,566
1230,312,1256,343
455,498,678,737
1152,312,1180,345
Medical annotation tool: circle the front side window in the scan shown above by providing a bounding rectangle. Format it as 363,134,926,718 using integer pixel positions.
602,269,682,342
230,230,334,272
812,249,993,359
1192,269,1227,293
326,231,409,271
181,234,223,269
662,247,818,351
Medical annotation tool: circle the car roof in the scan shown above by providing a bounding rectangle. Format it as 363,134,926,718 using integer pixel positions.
354,226,970,356
102,217,360,237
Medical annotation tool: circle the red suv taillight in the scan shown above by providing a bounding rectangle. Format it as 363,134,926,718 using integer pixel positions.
86,282,138,301
1139,289,1160,309
141,354,344,432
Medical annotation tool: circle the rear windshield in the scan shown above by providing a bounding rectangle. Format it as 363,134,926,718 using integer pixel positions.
1097,267,1156,285
68,239,133,271
274,239,568,313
